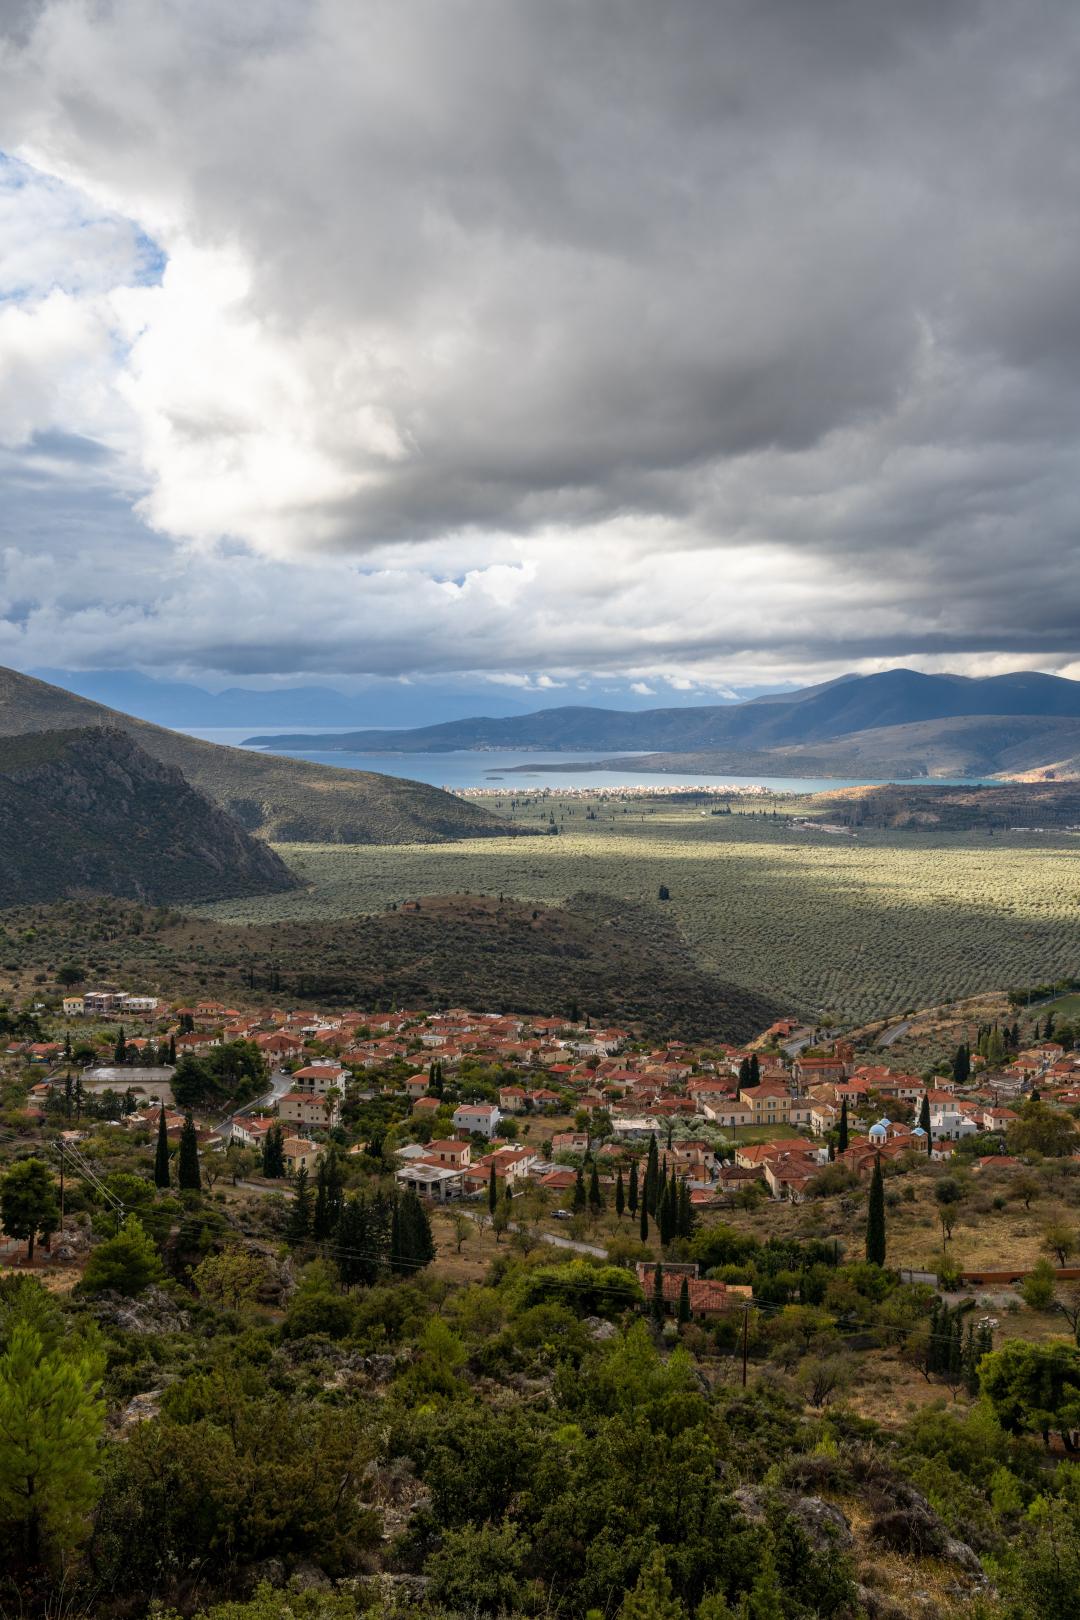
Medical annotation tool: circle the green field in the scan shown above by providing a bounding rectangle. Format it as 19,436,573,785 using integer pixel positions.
191,802,1080,1024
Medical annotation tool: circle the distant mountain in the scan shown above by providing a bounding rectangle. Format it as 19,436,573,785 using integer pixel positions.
31,668,781,729
0,728,299,905
245,668,1080,778
0,667,517,844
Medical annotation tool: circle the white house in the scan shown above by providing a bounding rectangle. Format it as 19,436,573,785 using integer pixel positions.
452,1103,501,1138
929,1104,979,1142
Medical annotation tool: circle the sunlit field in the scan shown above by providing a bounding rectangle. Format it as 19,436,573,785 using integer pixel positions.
191,802,1080,1023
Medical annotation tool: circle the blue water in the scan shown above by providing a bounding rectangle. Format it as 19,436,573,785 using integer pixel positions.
182,728,990,795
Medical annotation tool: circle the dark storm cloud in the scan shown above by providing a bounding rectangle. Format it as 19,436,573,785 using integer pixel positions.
1,0,1080,682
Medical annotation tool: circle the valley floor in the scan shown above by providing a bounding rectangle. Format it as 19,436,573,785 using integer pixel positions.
191,802,1080,1025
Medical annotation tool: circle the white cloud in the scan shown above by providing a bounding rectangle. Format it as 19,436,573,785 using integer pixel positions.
1,3,1080,686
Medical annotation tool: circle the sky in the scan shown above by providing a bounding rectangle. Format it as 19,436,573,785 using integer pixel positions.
1,0,1080,705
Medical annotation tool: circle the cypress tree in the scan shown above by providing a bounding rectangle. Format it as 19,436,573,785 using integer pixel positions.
738,1056,751,1089
154,1104,170,1189
312,1155,331,1240
337,1192,379,1286
262,1121,285,1178
838,1096,849,1154
615,1168,625,1218
639,1203,649,1242
659,1180,675,1246
488,1163,498,1217
651,1261,665,1323
407,1189,435,1269
177,1113,201,1191
572,1166,586,1211
167,1034,176,1064
588,1163,603,1212
324,1146,344,1231
865,1154,886,1265
628,1161,639,1216
678,1177,693,1239
114,1026,126,1065
677,1275,692,1325
645,1133,659,1214
749,1053,760,1086
287,1165,312,1244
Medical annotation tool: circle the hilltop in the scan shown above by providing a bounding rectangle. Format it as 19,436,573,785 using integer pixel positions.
0,728,298,905
0,666,517,843
250,667,1080,779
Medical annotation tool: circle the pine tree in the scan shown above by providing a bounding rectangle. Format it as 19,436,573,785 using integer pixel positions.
615,1167,625,1218
838,1096,849,1154
628,1160,639,1216
573,1166,586,1211
588,1163,603,1212
177,1113,201,1191
113,1026,126,1065
153,1104,170,1188
287,1165,312,1244
262,1121,285,1178
677,1275,692,1325
865,1154,886,1265
0,1319,105,1567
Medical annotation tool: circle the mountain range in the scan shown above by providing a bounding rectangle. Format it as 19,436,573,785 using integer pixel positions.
0,728,299,905
247,669,1080,780
30,668,782,729
0,666,514,844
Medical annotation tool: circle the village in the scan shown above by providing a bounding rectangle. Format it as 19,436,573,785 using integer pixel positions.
6,983,1079,1303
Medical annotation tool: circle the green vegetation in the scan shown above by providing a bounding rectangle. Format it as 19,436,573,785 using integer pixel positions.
0,665,521,845
190,804,1080,1022
0,890,780,1043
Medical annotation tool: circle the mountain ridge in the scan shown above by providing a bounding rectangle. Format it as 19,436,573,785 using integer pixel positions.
0,727,300,905
0,666,519,843
245,668,1080,779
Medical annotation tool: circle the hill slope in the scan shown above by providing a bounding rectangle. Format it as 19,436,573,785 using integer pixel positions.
0,728,299,905
0,891,786,1043
249,669,1080,778
0,667,515,843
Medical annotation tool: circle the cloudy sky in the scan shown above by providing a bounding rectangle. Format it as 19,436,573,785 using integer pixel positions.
1,0,1079,702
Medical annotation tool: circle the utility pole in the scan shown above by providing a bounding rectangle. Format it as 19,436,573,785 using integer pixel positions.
741,1304,749,1387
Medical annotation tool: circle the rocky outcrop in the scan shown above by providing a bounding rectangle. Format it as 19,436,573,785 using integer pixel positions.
0,726,298,903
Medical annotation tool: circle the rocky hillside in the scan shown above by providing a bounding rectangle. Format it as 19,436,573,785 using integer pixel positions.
0,666,516,843
0,728,300,905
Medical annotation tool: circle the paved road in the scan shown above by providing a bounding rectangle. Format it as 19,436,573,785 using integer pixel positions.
217,1070,294,1139
878,1020,912,1048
